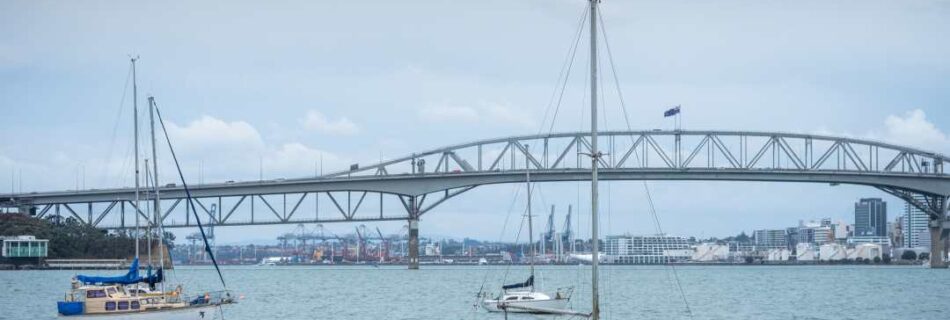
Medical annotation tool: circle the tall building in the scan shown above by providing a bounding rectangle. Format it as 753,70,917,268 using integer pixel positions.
754,229,787,249
902,194,930,248
854,198,887,237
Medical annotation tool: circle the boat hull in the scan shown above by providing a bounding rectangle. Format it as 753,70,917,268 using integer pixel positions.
59,304,222,319
481,298,570,313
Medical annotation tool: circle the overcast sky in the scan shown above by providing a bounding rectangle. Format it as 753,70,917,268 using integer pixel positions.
2,0,949,244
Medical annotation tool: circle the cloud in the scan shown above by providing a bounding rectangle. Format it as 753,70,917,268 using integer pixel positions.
880,109,949,153
418,101,534,128
265,142,344,176
301,110,360,135
161,115,346,181
812,109,949,155
166,115,265,153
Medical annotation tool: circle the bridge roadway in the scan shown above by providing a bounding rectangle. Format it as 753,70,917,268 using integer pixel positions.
2,130,949,268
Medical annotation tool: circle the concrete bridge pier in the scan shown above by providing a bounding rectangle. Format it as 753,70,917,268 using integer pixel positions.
408,196,420,270
929,225,947,268
408,218,419,270
930,195,950,269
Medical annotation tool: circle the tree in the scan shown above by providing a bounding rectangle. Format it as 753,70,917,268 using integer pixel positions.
873,256,882,264
901,250,918,260
735,232,751,243
744,256,754,264
919,252,930,260
882,254,892,264
162,231,177,250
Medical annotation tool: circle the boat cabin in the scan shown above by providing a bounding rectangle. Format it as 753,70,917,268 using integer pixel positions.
58,283,186,316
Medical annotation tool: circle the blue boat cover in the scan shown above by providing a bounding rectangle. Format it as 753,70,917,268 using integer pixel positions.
76,258,164,285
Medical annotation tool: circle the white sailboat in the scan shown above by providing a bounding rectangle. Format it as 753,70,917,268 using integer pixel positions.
481,1,604,318
481,147,573,314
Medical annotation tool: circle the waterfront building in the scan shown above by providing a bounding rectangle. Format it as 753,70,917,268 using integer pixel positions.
849,236,890,247
728,241,756,255
854,198,887,237
831,221,851,243
891,216,904,248
902,194,930,248
1,235,48,258
754,229,787,249
604,234,691,264
796,227,815,245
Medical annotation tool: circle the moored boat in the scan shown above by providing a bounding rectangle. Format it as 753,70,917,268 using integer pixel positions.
481,286,572,313
57,57,237,318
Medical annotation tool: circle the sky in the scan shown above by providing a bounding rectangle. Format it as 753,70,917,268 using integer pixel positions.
1,0,949,244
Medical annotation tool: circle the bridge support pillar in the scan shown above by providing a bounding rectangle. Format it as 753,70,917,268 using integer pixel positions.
408,218,419,270
929,224,947,268
930,195,950,269
408,196,420,270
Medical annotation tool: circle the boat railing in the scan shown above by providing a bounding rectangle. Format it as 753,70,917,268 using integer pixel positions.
555,286,575,300
184,290,236,306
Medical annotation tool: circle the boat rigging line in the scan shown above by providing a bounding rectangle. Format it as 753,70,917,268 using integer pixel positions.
153,100,229,290
597,9,694,319
539,5,590,137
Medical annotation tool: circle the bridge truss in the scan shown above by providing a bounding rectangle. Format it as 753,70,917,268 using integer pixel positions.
3,130,948,229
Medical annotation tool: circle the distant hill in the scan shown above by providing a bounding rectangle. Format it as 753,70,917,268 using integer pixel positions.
0,214,136,259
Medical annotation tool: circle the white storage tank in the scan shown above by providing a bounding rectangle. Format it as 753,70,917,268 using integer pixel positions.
796,243,817,261
819,243,847,261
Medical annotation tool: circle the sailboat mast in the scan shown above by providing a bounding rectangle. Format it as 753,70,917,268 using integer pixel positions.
148,96,164,295
131,57,141,262
589,0,601,319
525,144,535,289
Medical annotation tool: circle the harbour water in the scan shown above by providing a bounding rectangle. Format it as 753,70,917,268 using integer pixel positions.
2,265,948,320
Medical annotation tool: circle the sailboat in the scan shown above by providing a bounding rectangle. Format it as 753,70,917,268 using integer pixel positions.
56,58,236,319
480,146,573,313
480,0,604,318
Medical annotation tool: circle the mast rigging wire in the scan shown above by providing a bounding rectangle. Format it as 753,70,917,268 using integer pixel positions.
538,6,589,136
153,102,228,289
102,65,133,187
597,10,693,319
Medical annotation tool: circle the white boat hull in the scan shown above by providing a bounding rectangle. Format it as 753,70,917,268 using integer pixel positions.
481,297,570,313
60,305,222,319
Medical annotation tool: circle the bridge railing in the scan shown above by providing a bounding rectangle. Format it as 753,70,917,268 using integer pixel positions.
325,130,947,178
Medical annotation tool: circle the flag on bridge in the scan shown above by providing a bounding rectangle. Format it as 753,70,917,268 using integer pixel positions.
663,105,681,117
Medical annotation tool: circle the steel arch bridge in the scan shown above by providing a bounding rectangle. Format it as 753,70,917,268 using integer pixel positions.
3,130,949,231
